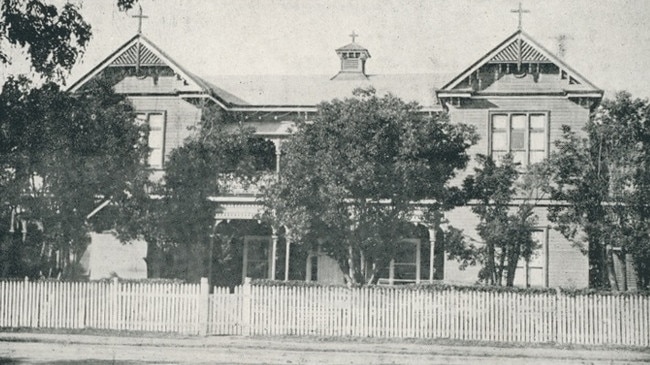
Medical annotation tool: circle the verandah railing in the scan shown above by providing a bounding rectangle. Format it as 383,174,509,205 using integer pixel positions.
1,278,649,346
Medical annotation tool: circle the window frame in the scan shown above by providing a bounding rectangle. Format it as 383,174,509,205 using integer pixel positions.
379,238,422,285
514,227,549,288
242,235,273,281
487,111,550,166
136,111,167,169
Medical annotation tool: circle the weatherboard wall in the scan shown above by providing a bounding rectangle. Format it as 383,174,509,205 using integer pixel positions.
442,95,591,288
445,96,591,186
128,95,202,170
443,205,589,289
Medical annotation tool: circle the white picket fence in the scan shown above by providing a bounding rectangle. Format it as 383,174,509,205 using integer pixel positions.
231,284,650,347
1,278,649,346
0,278,205,334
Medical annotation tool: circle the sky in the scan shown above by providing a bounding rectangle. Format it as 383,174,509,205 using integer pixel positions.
2,0,650,99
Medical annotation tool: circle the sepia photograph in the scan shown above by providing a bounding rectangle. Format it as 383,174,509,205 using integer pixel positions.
0,0,649,363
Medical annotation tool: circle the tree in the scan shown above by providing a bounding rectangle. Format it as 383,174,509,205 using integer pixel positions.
262,88,477,285
546,92,650,290
0,0,152,278
448,155,543,286
0,76,150,278
129,105,273,283
0,0,142,80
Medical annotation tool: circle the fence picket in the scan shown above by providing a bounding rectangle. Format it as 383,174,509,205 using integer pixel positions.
0,279,648,346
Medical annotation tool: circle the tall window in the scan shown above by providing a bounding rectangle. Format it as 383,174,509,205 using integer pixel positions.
490,112,547,166
243,236,272,280
136,112,165,168
514,229,547,287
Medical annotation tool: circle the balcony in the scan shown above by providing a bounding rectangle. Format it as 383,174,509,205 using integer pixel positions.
217,172,277,196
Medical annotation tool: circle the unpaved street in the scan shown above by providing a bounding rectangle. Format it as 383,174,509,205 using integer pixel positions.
0,333,648,364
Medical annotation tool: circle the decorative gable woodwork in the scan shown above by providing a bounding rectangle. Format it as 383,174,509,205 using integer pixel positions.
437,30,602,108
110,43,165,67
489,39,550,63
68,34,207,96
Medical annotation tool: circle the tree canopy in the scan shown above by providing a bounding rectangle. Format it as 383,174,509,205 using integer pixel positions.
447,155,543,286
0,76,150,278
128,105,275,283
545,92,650,290
0,0,139,80
263,88,477,285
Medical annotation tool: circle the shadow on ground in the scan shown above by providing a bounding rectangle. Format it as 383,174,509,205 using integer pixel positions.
0,358,23,365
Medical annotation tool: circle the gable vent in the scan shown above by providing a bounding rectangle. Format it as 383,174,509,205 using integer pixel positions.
110,43,165,66
490,40,550,63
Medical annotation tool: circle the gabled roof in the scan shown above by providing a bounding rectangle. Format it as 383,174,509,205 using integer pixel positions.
68,33,448,111
69,29,603,113
438,30,602,96
67,34,210,95
200,73,452,110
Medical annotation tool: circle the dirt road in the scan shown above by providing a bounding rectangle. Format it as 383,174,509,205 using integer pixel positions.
0,333,648,364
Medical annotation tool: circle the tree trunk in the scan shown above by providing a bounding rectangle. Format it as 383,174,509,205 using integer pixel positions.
359,250,366,282
606,245,619,291
505,252,520,287
486,242,495,285
497,251,506,286
347,243,356,285
145,241,163,278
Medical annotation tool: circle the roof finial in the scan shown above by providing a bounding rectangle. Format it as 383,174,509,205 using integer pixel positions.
510,2,530,30
349,31,359,43
132,5,149,34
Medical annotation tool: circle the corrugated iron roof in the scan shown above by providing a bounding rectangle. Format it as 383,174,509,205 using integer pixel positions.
198,73,452,109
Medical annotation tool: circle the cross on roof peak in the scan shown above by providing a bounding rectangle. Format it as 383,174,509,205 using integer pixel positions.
132,5,149,34
349,31,359,43
510,2,530,30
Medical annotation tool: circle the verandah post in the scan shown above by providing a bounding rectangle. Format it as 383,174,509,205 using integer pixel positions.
198,277,209,336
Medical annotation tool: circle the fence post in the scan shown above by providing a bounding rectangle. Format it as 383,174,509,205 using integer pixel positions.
198,277,209,336
242,277,252,336
111,277,119,330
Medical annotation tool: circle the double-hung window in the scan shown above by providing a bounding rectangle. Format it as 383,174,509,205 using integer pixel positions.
490,112,548,166
136,112,166,169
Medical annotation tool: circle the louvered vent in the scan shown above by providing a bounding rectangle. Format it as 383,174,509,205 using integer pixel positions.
490,40,550,63
111,43,165,66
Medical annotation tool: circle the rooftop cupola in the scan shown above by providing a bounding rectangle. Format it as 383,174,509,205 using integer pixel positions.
332,31,371,80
